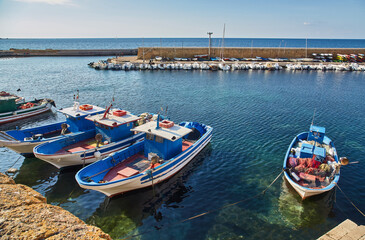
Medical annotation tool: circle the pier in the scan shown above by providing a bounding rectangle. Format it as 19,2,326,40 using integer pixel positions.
318,219,365,240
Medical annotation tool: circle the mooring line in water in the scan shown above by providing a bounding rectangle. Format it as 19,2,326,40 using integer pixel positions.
121,169,284,240
335,183,365,217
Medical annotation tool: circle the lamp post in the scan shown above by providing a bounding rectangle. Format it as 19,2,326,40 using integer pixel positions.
207,32,213,58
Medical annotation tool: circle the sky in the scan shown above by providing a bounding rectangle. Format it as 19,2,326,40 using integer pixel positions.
0,0,364,39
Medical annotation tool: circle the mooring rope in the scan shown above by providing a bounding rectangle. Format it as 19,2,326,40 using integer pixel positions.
121,169,285,240
335,183,365,217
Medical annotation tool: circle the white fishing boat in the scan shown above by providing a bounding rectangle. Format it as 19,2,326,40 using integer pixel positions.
0,91,55,125
283,125,343,199
0,102,104,156
76,117,213,197
33,107,151,169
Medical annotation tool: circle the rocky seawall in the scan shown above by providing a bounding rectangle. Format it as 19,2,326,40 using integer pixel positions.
0,49,137,58
0,173,111,240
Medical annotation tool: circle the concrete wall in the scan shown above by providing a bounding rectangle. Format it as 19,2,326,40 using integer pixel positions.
137,47,365,59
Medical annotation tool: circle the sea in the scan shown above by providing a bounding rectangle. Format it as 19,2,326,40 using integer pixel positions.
0,38,364,240
1,38,365,50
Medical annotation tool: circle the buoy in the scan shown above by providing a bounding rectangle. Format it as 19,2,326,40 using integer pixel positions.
79,104,93,111
94,151,101,159
7,168,18,174
340,157,349,166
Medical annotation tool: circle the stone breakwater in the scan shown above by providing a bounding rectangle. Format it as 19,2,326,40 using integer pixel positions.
0,173,111,240
0,49,137,58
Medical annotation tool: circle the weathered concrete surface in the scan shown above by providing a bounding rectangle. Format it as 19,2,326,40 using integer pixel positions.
318,219,365,240
0,172,111,240
137,47,365,59
0,49,137,58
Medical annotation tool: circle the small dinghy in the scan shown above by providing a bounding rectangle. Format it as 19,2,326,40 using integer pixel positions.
283,125,342,199
33,107,153,169
0,102,104,156
76,117,212,197
0,91,55,125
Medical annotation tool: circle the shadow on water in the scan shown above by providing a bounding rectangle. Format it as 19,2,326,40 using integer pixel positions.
45,167,86,205
13,156,86,202
14,157,59,194
85,144,212,239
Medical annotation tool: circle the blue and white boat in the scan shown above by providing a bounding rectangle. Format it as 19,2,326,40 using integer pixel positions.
33,109,150,169
75,117,212,197
0,103,104,156
283,125,340,199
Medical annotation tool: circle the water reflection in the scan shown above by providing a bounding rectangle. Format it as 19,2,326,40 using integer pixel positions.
278,178,336,229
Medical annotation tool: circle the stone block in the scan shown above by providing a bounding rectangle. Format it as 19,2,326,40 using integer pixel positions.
338,220,358,231
347,225,365,240
318,234,336,240
340,235,355,240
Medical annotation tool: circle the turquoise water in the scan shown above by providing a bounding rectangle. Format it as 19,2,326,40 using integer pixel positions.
1,38,365,50
0,57,364,239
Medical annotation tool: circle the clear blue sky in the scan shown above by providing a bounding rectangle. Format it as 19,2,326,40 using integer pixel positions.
0,0,364,38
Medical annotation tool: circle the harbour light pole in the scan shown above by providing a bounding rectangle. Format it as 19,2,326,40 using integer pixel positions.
207,32,213,58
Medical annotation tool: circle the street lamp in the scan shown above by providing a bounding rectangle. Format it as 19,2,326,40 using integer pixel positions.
207,32,213,58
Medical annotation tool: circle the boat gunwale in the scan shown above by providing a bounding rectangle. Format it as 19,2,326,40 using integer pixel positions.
33,132,144,157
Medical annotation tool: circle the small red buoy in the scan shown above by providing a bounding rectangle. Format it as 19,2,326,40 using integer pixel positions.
113,110,127,117
159,120,174,128
79,104,93,111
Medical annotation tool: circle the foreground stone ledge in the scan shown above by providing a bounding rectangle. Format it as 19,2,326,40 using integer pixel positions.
0,173,111,240
318,219,365,240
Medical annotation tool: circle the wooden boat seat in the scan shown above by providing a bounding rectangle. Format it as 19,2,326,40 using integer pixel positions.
182,140,194,151
67,146,87,153
62,139,104,153
117,167,139,178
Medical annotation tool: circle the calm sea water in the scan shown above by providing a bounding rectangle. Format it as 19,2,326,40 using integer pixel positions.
1,38,365,50
0,56,364,239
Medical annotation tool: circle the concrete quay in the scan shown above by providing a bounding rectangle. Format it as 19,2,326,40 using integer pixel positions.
318,219,365,240
0,172,111,240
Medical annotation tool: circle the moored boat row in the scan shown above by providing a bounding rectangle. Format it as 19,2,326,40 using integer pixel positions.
1,94,213,197
89,61,365,72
